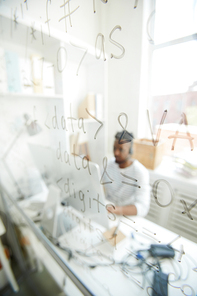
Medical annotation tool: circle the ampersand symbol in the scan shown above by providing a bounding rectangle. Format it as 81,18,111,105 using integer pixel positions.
100,157,114,185
118,113,133,144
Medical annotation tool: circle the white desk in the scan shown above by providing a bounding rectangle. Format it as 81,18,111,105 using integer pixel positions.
7,196,197,296
55,214,197,296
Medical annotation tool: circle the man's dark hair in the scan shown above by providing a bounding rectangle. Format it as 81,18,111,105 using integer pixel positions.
115,131,134,154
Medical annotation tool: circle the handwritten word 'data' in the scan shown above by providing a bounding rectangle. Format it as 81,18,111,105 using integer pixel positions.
44,105,103,139
45,104,86,133
56,142,91,175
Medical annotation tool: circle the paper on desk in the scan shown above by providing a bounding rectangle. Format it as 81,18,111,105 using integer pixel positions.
103,226,126,247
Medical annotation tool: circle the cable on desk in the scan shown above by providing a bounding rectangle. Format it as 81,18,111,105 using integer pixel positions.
121,244,180,293
52,237,112,268
121,251,155,289
55,237,190,295
56,241,125,270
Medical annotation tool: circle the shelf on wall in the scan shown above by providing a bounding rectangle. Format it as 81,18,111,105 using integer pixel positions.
0,13,107,165
0,92,64,100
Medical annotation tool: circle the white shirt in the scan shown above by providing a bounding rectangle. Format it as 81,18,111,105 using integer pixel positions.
103,158,150,217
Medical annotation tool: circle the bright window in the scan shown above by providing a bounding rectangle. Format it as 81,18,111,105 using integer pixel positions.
150,0,197,158
154,0,197,44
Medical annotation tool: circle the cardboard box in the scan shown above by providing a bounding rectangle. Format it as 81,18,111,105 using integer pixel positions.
78,93,95,119
132,138,166,170
31,54,43,93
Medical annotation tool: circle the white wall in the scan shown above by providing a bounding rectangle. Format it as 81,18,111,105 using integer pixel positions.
101,0,146,153
96,0,153,154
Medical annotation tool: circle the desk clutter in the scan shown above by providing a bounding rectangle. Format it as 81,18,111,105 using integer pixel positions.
16,197,197,296
1,189,197,296
53,214,196,296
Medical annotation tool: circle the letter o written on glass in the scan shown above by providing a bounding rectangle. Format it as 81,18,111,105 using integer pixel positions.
152,179,174,207
57,47,67,73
